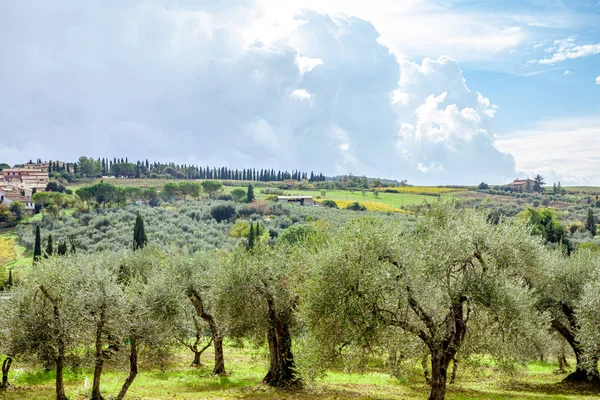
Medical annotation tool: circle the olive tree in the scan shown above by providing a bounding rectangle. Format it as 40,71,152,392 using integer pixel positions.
5,256,92,400
576,264,600,377
301,203,548,400
215,243,311,387
166,252,226,374
533,248,600,382
113,248,184,400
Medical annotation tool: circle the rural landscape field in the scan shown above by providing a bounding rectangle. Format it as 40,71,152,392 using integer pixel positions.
2,1,600,400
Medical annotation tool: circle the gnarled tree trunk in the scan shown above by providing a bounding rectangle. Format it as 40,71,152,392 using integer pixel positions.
429,351,451,400
1,356,13,388
188,334,213,366
188,289,225,375
116,337,138,400
262,292,298,388
40,286,68,400
551,303,600,383
91,303,107,400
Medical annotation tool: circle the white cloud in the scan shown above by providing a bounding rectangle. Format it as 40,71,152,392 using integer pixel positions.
596,76,600,84
394,56,515,184
253,0,529,63
539,38,600,64
563,70,571,75
495,118,600,185
291,88,312,100
297,56,323,74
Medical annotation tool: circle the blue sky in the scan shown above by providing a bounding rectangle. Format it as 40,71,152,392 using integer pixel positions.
0,0,599,184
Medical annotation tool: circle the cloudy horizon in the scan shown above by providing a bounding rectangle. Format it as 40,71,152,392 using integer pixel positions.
1,0,599,185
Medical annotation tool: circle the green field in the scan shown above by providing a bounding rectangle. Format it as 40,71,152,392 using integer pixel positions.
2,345,598,400
279,189,450,209
66,179,453,211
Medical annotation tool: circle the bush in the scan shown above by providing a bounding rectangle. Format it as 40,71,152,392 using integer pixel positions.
266,194,279,202
210,204,237,223
216,194,233,201
231,188,247,202
345,202,366,212
322,199,338,208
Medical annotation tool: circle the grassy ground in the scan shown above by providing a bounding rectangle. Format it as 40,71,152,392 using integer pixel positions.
2,346,598,400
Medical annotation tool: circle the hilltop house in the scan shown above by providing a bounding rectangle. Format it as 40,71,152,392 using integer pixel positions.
506,179,533,192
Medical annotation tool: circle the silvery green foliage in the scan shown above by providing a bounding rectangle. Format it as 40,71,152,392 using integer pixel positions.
300,202,549,376
572,253,600,373
2,253,123,367
17,199,411,254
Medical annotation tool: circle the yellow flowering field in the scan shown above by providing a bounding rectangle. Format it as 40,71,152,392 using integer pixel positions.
0,237,16,266
316,199,412,214
376,186,467,195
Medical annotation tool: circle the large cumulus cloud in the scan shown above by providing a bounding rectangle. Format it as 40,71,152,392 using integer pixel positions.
394,57,516,184
0,0,516,184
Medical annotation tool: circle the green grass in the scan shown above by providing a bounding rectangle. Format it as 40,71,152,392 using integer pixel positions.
3,347,599,400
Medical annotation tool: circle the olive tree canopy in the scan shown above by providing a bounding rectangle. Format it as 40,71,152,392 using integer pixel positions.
301,203,549,400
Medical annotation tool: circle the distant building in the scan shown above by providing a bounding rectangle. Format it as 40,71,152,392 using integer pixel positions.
277,195,315,206
1,166,49,194
0,191,35,210
506,179,533,192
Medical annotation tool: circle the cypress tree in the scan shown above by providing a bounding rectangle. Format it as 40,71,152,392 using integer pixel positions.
45,234,53,258
586,208,597,237
247,184,255,203
248,222,255,249
70,241,77,254
7,269,12,288
133,212,148,250
33,226,42,262
57,241,68,256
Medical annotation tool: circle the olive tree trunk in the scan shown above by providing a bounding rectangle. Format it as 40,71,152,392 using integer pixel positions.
429,351,451,400
40,286,68,400
1,356,13,388
188,289,225,375
262,292,298,387
551,304,600,382
116,337,138,400
91,304,107,400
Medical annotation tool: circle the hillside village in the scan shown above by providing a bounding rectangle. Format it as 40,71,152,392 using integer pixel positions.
0,161,51,211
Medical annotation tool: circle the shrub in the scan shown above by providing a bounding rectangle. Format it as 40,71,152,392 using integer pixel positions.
266,194,279,202
231,188,247,202
322,199,338,208
216,194,233,201
346,202,366,212
210,204,237,223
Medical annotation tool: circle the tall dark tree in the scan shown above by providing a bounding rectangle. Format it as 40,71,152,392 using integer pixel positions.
6,268,12,287
33,226,42,262
57,241,68,256
133,213,147,251
247,184,255,203
44,234,53,258
248,223,256,249
533,174,545,193
586,208,597,237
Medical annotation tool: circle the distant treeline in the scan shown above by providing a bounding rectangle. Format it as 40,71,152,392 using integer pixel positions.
28,157,327,182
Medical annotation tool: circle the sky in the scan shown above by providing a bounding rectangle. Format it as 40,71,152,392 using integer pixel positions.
0,0,599,185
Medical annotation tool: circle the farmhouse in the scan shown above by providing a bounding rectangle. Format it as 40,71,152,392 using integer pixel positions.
0,192,35,210
507,178,533,192
277,195,315,206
